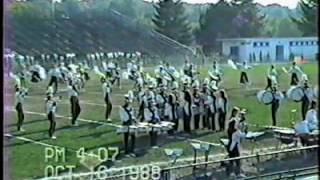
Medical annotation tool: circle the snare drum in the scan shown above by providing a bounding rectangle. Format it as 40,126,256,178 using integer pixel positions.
287,86,304,102
257,90,273,105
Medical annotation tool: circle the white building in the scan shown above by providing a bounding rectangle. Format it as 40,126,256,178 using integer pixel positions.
217,37,319,62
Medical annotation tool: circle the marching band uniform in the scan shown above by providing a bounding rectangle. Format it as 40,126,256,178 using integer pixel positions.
46,96,57,139
156,86,167,120
306,104,318,131
183,90,192,133
30,64,42,83
294,119,311,146
144,102,160,148
165,93,178,132
228,129,246,177
111,63,121,88
48,65,61,94
288,62,303,86
301,82,313,120
270,86,284,126
207,90,217,131
173,87,183,131
102,78,112,122
239,62,250,85
67,82,81,125
216,90,228,131
192,88,202,130
265,65,278,90
119,96,136,156
209,61,222,87
15,87,26,131
137,87,146,122
201,85,209,129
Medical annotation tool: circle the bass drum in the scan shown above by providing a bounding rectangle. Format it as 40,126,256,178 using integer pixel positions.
287,86,304,102
257,90,273,105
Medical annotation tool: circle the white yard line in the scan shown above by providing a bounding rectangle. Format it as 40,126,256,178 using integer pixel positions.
9,109,121,128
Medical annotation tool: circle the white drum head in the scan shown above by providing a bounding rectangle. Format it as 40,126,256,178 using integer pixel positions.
287,86,303,102
257,90,273,105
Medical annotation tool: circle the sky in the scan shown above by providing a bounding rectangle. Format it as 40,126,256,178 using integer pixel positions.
144,0,300,9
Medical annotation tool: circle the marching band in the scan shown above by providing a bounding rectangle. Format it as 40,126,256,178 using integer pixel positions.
9,52,318,177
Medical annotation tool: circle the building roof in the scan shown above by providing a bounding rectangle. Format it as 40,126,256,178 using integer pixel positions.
217,37,318,42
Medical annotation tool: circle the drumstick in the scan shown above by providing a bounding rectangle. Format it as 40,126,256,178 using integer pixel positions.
281,67,288,74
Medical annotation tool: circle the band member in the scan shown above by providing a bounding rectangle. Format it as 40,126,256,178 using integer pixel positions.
227,123,247,177
270,85,284,126
144,101,161,148
265,65,278,90
67,81,81,126
48,64,61,94
18,71,27,89
208,87,218,131
142,86,156,120
227,107,240,140
172,82,183,131
306,101,318,131
183,89,192,133
165,92,178,133
111,62,121,88
102,77,112,122
30,63,42,83
15,86,26,131
192,86,201,130
216,89,228,131
236,109,248,130
156,84,167,120
301,81,313,120
137,86,145,122
239,61,250,87
119,94,136,157
201,79,210,129
46,95,57,139
209,60,222,87
288,62,303,86
294,118,311,147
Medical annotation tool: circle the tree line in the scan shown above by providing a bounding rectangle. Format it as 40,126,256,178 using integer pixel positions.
4,0,318,56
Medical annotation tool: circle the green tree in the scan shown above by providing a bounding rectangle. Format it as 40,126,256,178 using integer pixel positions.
195,0,237,53
291,0,318,36
152,0,193,45
230,0,266,37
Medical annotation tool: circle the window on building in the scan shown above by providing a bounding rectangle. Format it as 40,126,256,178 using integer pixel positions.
306,41,309,45
289,41,293,46
295,42,299,46
253,42,257,47
259,42,263,46
266,42,269,46
300,41,304,45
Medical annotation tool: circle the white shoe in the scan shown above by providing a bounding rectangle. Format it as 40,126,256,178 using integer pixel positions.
152,146,159,149
125,154,131,158
238,173,247,178
130,153,136,157
230,173,236,177
51,136,57,139
19,128,26,132
107,118,112,122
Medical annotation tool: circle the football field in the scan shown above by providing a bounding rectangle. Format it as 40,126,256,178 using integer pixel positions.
4,63,318,180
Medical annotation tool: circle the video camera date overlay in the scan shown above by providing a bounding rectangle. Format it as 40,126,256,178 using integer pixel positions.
44,146,120,178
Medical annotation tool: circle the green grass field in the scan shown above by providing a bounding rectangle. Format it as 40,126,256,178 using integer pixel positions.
5,63,318,180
